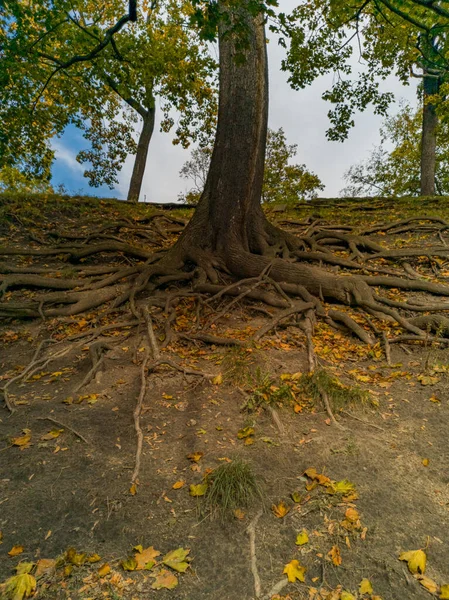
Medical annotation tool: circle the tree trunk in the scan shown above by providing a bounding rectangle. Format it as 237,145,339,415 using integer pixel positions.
420,72,439,196
127,105,156,203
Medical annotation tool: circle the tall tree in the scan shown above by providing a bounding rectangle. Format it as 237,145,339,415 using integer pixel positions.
0,0,217,201
281,0,449,195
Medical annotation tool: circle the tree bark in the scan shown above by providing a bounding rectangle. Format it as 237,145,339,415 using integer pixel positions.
127,105,156,203
420,72,439,196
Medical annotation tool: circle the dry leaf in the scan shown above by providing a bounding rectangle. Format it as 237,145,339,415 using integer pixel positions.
121,557,137,571
1,573,36,600
291,491,302,503
11,430,31,449
98,563,111,577
189,483,208,497
283,559,306,583
172,480,185,490
359,578,373,594
129,483,137,496
295,529,309,546
35,558,56,578
304,467,331,486
415,574,438,594
212,373,223,385
65,548,86,566
87,554,101,563
8,546,24,557
422,458,429,467
234,509,245,520
340,592,356,600
162,548,190,573
440,584,449,599
272,502,290,518
40,429,63,441
237,426,254,439
399,549,426,574
328,545,342,566
134,546,160,570
151,569,178,590
187,452,203,463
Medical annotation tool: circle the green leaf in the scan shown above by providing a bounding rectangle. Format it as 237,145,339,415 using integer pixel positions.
162,548,190,573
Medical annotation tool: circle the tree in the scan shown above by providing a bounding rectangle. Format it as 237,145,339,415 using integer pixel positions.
179,127,324,204
0,0,217,202
342,101,449,196
281,0,449,195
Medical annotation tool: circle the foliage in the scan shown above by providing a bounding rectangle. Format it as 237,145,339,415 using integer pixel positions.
281,0,449,141
342,102,449,196
298,369,371,411
0,167,54,194
241,368,295,412
203,459,262,518
0,0,217,189
179,127,324,203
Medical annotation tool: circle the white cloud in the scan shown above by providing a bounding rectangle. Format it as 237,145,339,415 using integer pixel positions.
52,139,84,175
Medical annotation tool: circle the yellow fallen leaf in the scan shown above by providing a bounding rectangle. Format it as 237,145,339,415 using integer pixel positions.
98,563,111,577
187,452,203,462
295,529,309,546
35,558,56,578
212,373,223,385
329,545,342,566
283,559,306,583
87,554,101,563
172,480,185,490
121,557,137,571
291,491,302,503
399,549,426,574
344,508,360,522
237,426,254,439
234,509,245,520
415,574,437,593
11,430,31,448
328,479,356,495
8,545,24,557
65,548,86,566
272,502,290,518
304,467,331,486
359,578,373,594
162,548,190,573
134,546,160,570
440,584,449,599
422,458,429,466
40,429,63,441
189,483,208,497
151,569,178,590
1,573,36,600
244,436,255,446
129,483,137,496
341,592,356,600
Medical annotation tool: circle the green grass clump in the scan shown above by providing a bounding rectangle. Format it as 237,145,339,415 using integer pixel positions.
242,368,295,412
299,369,371,411
204,460,262,518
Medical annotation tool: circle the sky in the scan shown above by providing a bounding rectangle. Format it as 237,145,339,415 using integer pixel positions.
50,12,419,203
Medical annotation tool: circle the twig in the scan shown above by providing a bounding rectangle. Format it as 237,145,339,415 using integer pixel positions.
319,388,346,430
340,411,385,431
247,510,263,598
382,331,392,365
37,416,89,444
262,578,289,600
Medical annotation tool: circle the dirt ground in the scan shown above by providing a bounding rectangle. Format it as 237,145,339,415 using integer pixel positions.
0,194,448,600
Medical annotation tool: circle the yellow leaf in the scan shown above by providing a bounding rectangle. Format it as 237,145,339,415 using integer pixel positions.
237,426,254,439
328,479,356,495
189,483,208,497
162,548,190,573
415,574,438,593
98,563,111,577
234,509,245,520
151,569,178,590
2,573,36,600
283,559,306,583
440,584,449,599
8,546,24,557
15,564,34,575
134,546,161,570
399,549,426,574
329,545,342,566
304,467,331,486
187,452,203,462
129,483,137,496
344,508,360,522
295,529,309,546
172,480,185,490
244,436,255,446
422,458,429,466
212,373,223,385
40,429,63,441
272,502,290,518
291,491,302,503
341,592,356,600
87,554,101,563
359,578,373,594
11,430,31,448
65,548,86,566
121,557,137,571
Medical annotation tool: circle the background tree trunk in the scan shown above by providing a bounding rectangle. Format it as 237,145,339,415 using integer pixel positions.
127,105,156,203
420,72,439,196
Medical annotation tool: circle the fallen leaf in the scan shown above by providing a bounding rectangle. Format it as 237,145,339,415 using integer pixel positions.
283,559,306,583
35,558,56,578
237,426,254,439
344,508,360,522
11,430,31,449
96,563,110,578
291,491,302,503
234,509,245,520
244,436,255,446
440,584,449,599
417,374,440,386
134,546,160,570
121,557,137,571
162,548,190,573
422,458,429,467
415,574,438,594
1,573,36,599
399,549,426,574
187,452,203,463
340,592,356,600
328,479,356,495
8,546,24,557
151,569,178,590
429,395,441,403
295,529,309,546
129,483,137,496
272,502,290,518
40,429,63,441
304,467,331,486
189,483,208,497
65,548,86,566
87,554,101,563
359,578,373,594
172,480,185,490
328,545,342,566
212,373,223,385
